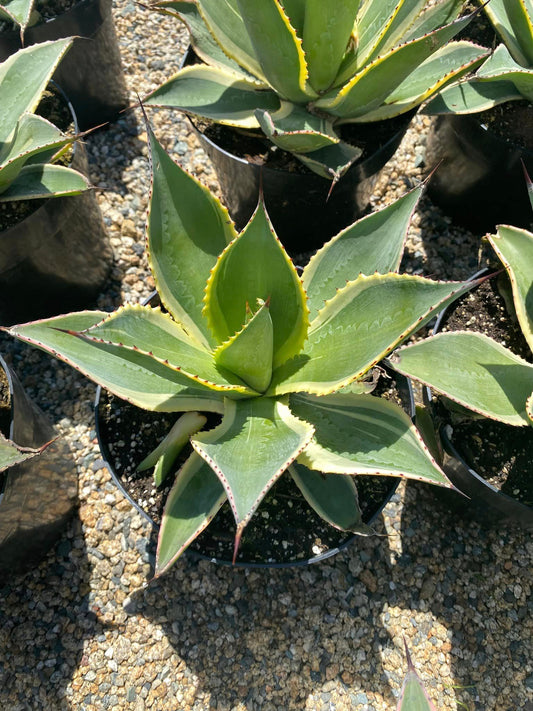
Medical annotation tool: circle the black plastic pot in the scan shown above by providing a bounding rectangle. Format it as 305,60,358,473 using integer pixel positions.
425,114,533,233
0,354,78,582
194,114,413,254
94,294,414,568
423,271,533,528
0,0,128,130
0,85,112,326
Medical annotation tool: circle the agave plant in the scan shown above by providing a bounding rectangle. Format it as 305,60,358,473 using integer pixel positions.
391,221,533,431
0,0,36,39
0,38,91,202
6,121,486,576
425,0,533,113
143,0,488,181
397,641,438,711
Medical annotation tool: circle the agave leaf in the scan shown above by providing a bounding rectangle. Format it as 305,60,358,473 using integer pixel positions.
527,390,533,425
423,76,523,113
204,200,309,368
144,65,277,128
255,104,340,154
235,0,313,102
391,331,533,426
77,304,257,394
487,226,533,353
0,113,73,193
355,0,404,70
289,462,372,535
6,313,226,413
291,392,450,487
280,0,306,37
483,0,533,67
0,38,73,144
294,140,363,182
137,411,207,486
0,0,34,34
155,451,226,577
302,0,359,93
213,299,274,393
397,642,438,710
347,41,488,123
195,0,267,82
402,0,465,42
152,0,256,79
191,395,314,554
270,274,477,396
367,0,426,56
0,163,90,201
0,433,37,472
303,185,422,322
146,123,237,349
475,44,533,101
317,14,475,120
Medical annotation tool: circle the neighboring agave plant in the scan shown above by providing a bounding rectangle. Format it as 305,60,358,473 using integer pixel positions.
144,0,488,181
397,641,438,711
6,123,484,576
0,0,36,39
391,221,533,431
0,38,91,203
425,0,533,113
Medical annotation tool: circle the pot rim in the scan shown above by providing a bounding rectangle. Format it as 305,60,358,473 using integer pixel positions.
93,295,412,568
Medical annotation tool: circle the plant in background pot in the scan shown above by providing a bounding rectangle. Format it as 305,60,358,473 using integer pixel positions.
0,38,112,325
143,0,488,250
390,219,533,527
423,0,533,230
5,119,487,576
0,352,77,582
0,0,128,129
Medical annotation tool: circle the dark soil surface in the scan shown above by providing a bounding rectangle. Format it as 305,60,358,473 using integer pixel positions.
96,368,408,565
0,87,74,232
200,112,413,175
437,273,533,505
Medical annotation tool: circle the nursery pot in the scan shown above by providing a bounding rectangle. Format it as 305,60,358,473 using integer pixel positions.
193,113,414,254
94,297,413,569
425,110,533,233
182,50,414,253
0,0,128,130
0,354,78,582
0,84,112,326
423,270,533,528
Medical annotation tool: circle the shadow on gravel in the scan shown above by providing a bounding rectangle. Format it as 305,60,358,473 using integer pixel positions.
128,478,531,711
128,511,401,710
0,514,112,710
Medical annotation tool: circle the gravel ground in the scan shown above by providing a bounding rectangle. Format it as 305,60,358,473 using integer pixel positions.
1,3,532,710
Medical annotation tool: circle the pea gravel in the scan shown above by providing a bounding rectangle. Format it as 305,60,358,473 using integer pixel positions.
1,3,532,710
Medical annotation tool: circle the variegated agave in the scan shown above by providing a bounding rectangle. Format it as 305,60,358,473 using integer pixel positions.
144,0,488,181
0,38,91,202
392,224,533,432
425,0,533,113
6,124,480,576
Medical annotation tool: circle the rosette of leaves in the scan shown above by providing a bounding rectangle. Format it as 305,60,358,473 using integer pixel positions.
144,0,488,181
392,220,533,433
6,123,484,576
425,0,533,113
0,38,91,202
